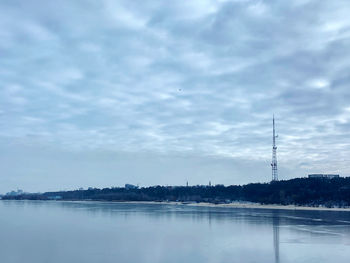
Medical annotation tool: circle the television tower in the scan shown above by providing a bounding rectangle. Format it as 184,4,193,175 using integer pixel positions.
271,115,278,181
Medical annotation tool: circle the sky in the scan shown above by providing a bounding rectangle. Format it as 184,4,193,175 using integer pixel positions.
1,0,350,193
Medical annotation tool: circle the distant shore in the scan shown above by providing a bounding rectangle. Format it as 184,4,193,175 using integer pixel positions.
2,199,350,211
62,200,350,212
4,178,350,209
186,201,350,212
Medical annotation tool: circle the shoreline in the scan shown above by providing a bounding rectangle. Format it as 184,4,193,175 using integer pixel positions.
3,199,350,212
186,202,350,212
82,200,350,211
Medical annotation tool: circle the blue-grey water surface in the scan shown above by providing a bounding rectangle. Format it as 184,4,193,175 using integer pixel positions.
1,200,350,263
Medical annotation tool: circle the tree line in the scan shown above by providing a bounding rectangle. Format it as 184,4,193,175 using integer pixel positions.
3,177,350,207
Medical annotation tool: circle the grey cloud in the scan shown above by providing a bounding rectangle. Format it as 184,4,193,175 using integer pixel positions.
1,0,350,192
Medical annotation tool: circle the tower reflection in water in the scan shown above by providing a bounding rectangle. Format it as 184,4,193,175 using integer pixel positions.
273,212,280,263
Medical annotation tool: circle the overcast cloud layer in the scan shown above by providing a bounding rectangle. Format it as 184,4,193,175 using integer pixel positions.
1,0,350,193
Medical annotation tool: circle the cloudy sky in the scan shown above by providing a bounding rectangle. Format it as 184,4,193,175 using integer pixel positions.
1,0,350,193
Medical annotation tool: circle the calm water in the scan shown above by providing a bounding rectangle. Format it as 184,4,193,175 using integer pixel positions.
1,201,350,263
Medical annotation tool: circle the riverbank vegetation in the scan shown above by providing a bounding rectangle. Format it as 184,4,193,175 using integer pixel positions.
3,178,350,208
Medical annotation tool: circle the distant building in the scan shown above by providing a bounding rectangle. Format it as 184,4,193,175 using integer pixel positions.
5,189,24,196
125,184,138,189
308,174,340,179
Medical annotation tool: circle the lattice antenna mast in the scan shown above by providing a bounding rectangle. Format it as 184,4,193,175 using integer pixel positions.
271,115,278,181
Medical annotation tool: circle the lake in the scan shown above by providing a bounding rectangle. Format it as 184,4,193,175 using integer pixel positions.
1,200,350,263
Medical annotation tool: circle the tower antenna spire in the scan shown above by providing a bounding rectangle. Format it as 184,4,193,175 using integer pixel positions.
271,115,278,181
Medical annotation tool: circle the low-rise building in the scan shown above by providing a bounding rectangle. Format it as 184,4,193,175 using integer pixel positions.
125,184,139,189
308,174,340,179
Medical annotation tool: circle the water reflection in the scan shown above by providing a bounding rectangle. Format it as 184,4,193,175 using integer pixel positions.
1,201,350,263
273,212,280,263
